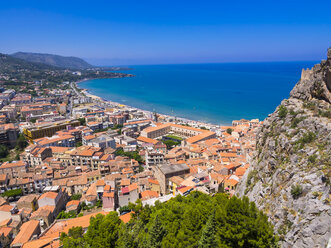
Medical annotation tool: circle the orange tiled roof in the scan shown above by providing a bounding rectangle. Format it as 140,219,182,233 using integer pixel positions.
39,192,58,200
0,226,12,237
128,183,138,192
148,178,159,185
103,192,114,198
136,136,159,145
96,179,105,186
0,204,13,212
141,190,159,200
66,200,80,208
0,161,25,169
104,185,111,191
178,186,194,194
119,211,134,223
11,220,40,246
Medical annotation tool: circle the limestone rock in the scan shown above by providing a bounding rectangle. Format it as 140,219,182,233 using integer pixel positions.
236,47,331,247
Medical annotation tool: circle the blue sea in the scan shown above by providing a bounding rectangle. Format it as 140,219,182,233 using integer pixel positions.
79,62,317,125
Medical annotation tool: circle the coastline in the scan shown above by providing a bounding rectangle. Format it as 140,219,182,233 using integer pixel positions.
75,79,226,129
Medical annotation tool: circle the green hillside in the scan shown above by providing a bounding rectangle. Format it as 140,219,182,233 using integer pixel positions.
11,52,93,69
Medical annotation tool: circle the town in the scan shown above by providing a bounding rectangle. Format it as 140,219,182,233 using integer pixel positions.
0,75,262,247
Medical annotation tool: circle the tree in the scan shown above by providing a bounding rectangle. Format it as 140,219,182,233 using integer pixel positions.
60,226,86,248
117,224,136,248
162,140,179,149
30,118,37,123
226,128,233,135
71,194,82,200
0,145,8,158
2,188,22,198
60,193,277,248
198,210,218,248
78,118,86,126
147,215,166,248
75,141,83,147
16,134,28,151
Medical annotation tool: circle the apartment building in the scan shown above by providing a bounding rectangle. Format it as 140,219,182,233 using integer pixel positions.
23,119,80,140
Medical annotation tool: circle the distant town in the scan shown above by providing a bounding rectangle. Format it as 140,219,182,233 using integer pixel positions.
0,57,262,247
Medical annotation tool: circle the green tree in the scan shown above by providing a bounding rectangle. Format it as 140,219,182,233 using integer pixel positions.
147,215,166,248
198,210,218,248
84,212,121,248
71,194,82,200
75,141,83,147
78,118,86,126
30,118,37,123
60,226,86,248
0,145,8,158
117,224,136,248
226,128,233,135
16,134,28,151
61,193,277,248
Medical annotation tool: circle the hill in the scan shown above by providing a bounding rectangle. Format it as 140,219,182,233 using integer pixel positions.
11,52,93,69
0,53,132,89
236,48,331,247
0,53,58,73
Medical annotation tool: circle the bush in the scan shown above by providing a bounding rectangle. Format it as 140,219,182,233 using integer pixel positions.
278,105,288,118
291,184,303,199
298,132,316,144
290,117,305,128
246,170,258,187
308,154,317,163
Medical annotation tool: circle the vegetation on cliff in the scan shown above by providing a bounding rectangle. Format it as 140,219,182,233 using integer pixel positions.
60,192,278,248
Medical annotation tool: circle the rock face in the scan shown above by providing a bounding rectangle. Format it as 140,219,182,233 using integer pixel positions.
236,48,331,248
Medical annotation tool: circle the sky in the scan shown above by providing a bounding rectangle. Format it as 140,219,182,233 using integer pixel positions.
0,0,331,65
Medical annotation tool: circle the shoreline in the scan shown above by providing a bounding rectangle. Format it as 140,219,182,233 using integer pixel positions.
74,79,230,129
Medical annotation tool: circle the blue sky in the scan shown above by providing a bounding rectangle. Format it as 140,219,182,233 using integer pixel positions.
0,0,330,65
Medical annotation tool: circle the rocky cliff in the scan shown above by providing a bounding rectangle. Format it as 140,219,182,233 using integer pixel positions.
236,49,331,248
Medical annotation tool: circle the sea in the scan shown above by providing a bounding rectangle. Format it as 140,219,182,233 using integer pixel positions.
79,61,317,125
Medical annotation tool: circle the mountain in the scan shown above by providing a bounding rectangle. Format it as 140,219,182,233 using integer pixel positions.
11,52,93,69
0,53,59,73
236,48,331,247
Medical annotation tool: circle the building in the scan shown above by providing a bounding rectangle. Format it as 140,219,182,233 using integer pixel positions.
102,185,116,212
37,190,66,218
10,220,40,248
0,161,27,178
23,119,80,140
87,134,116,149
118,183,139,207
16,194,39,211
145,151,165,168
0,123,19,148
20,146,52,167
154,163,190,194
141,123,216,145
34,134,76,147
